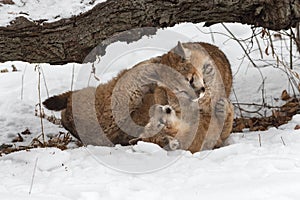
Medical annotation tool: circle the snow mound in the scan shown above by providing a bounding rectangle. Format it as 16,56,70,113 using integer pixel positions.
2,128,300,199
0,0,106,27
132,141,165,153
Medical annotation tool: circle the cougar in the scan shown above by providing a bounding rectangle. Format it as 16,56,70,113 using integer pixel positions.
43,42,234,153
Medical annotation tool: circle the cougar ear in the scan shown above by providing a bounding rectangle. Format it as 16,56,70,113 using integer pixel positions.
173,41,191,60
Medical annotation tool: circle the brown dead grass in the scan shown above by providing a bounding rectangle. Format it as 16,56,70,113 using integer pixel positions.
0,131,82,156
233,97,300,132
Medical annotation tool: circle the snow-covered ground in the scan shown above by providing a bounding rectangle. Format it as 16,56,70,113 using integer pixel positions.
1,1,300,199
2,128,300,200
0,0,106,27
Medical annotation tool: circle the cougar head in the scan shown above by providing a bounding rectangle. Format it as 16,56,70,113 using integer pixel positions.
172,41,206,101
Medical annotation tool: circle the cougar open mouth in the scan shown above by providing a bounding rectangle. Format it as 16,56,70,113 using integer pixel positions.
192,87,206,102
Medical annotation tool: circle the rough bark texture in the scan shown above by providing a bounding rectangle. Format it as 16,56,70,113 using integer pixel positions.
0,0,300,64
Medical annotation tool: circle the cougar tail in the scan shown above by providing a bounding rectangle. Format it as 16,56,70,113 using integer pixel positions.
43,91,72,111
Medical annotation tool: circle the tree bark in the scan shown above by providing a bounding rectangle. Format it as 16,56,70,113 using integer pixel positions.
0,0,300,64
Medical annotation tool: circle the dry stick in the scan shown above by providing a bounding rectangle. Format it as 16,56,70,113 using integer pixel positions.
254,34,264,59
244,32,255,55
279,33,284,63
195,25,237,44
295,23,300,54
279,29,299,95
87,71,92,87
40,66,49,98
29,157,38,195
209,27,215,43
87,63,95,87
232,88,244,118
87,63,100,87
36,65,45,144
87,57,101,87
21,64,27,100
266,29,275,57
232,56,245,77
275,54,298,96
258,134,262,147
233,104,264,116
232,102,281,109
70,64,75,91
221,23,267,112
221,24,258,68
263,31,299,95
280,136,286,146
195,24,261,42
257,77,267,109
40,65,59,118
290,28,293,70
282,62,298,96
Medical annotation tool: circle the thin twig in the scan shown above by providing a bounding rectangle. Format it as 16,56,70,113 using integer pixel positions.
267,29,275,57
254,34,264,59
36,65,45,144
283,63,297,96
221,23,258,68
209,27,215,43
87,71,92,87
87,63,100,86
258,134,262,147
280,136,286,146
232,88,244,118
40,66,49,98
29,157,38,195
232,102,281,109
21,64,27,100
295,23,300,54
70,64,75,91
290,28,293,70
195,25,261,42
233,104,264,116
257,77,267,107
222,23,267,110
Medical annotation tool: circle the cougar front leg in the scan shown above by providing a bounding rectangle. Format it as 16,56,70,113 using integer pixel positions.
214,98,228,120
202,63,215,86
129,134,180,151
214,98,234,147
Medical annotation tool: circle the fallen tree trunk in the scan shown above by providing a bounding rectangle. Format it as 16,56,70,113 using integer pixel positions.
0,0,300,64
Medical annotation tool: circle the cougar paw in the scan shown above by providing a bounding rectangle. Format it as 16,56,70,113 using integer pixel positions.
203,63,215,85
129,137,142,145
215,98,228,119
163,135,180,151
168,139,180,150
203,63,214,76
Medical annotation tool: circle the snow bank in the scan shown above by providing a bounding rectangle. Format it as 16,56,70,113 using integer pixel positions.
2,128,300,199
0,0,106,27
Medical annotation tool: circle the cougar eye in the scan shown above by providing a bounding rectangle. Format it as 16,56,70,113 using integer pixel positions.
189,76,194,85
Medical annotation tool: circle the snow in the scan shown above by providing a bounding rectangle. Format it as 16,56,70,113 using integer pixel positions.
0,0,106,27
2,130,300,199
1,2,300,199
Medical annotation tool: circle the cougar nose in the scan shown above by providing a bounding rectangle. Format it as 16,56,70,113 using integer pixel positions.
165,107,172,114
195,87,205,97
200,87,205,93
